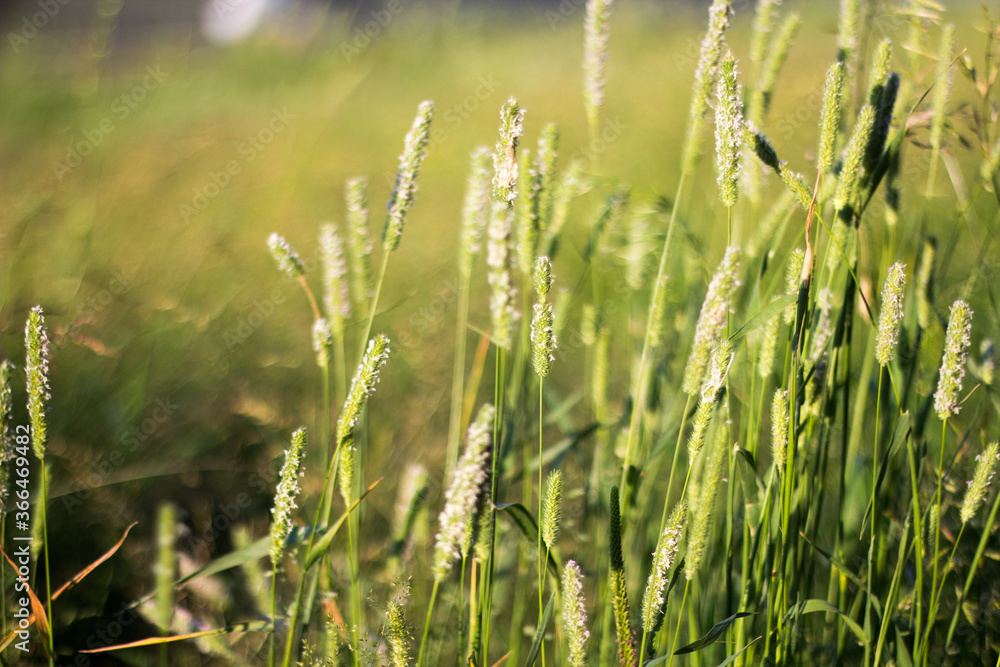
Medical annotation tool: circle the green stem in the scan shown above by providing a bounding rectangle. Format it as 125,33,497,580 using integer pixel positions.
416,579,441,667
537,379,546,667
40,460,53,665
865,366,884,666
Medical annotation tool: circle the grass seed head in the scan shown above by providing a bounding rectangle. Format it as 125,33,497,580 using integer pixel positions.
756,12,800,120
269,427,307,566
686,427,727,581
562,560,590,667
492,98,525,206
319,224,351,338
979,339,995,386
583,0,613,125
386,581,412,667
25,306,50,460
771,388,789,471
458,147,493,277
488,204,519,350
715,54,744,208
758,314,780,379
345,176,373,306
833,104,875,212
961,442,1000,524
338,444,355,506
783,247,805,324
336,334,391,446
934,300,973,421
684,0,731,174
641,500,686,635
818,61,846,174
837,0,859,61
875,262,907,367
433,404,494,581
683,246,741,394
384,100,434,252
267,233,304,279
542,469,563,548
312,318,333,370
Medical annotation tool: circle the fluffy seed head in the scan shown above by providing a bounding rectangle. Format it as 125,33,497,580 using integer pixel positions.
25,306,51,460
561,560,590,667
541,469,563,548
641,500,686,635
684,0,732,173
818,62,846,174
749,0,781,70
875,262,907,366
312,318,333,370
384,101,434,252
934,300,973,421
702,340,734,404
583,0,613,126
837,0,859,60
386,582,412,667
531,302,557,378
961,442,1000,524
319,224,350,338
458,147,493,276
270,428,307,566
608,486,636,666
345,176,373,306
771,388,789,470
834,104,876,212
336,334,391,446
267,233,304,279
433,404,494,581
683,246,741,394
686,428,727,581
492,98,525,206
759,314,780,378
715,55,744,208
534,256,553,299
930,24,956,153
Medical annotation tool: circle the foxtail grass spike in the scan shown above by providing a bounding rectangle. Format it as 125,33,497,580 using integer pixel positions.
531,302,556,378
319,224,350,338
488,203,518,350
686,427,727,581
532,123,559,236
961,442,1000,524
684,0,732,174
641,500,686,635
312,318,333,370
837,0,859,63
759,314,780,378
384,101,434,252
682,246,741,395
534,256,553,299
562,560,590,667
458,147,492,277
269,428,307,566
609,486,636,666
818,61,846,175
338,444,355,506
583,0,613,131
336,334,391,446
771,388,789,471
267,233,304,279
749,0,781,71
865,39,893,106
930,24,955,150
833,104,875,212
433,404,494,581
865,72,899,178
345,176,373,305
492,98,525,207
386,581,412,667
25,306,51,459
542,469,562,548
875,262,907,367
715,54,744,207
934,300,973,421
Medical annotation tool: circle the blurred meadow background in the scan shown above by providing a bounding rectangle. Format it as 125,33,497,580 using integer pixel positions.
1,0,999,665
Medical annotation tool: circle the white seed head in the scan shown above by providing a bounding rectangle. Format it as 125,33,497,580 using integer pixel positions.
715,55,744,207
268,233,304,279
583,0,614,125
561,560,590,667
25,306,51,460
385,101,434,252
531,302,557,378
345,176,373,306
336,334,391,446
492,98,525,207
641,500,686,634
270,428,307,566
458,147,493,276
312,318,333,370
818,61,846,174
875,262,907,367
934,300,973,421
319,223,351,338
961,442,999,524
487,204,519,350
771,389,789,471
683,246,741,395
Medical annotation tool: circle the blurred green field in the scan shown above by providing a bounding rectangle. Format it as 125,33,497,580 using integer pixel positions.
0,1,997,663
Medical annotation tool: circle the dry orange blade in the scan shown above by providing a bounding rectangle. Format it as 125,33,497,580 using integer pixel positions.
52,522,137,600
0,545,50,643
80,620,269,653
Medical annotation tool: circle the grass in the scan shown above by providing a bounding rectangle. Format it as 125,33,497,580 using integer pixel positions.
1,0,999,665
